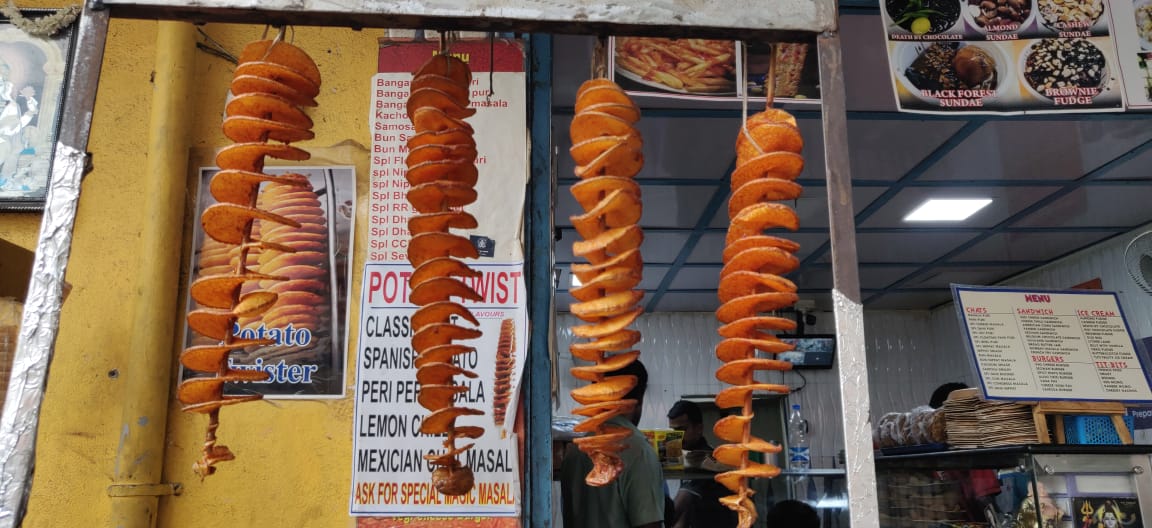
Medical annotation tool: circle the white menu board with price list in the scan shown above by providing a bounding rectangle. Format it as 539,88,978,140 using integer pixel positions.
953,285,1152,402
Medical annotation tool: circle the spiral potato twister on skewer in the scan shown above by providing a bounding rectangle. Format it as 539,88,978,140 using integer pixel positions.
180,37,321,478
566,79,646,487
405,54,486,497
712,108,805,528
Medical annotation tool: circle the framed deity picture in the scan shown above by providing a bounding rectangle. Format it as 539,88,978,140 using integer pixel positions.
1072,497,1142,528
0,11,77,211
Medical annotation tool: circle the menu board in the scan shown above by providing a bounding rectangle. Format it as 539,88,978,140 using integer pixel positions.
1107,0,1152,107
954,286,1152,402
882,0,1126,113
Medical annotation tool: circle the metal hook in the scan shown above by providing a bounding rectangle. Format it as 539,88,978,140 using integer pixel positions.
765,42,778,107
739,41,753,151
439,30,453,55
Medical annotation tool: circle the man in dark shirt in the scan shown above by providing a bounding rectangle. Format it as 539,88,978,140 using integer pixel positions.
764,499,820,527
667,400,738,528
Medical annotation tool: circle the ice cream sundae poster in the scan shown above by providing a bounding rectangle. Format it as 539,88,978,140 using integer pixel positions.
1107,0,1152,108
881,0,1127,113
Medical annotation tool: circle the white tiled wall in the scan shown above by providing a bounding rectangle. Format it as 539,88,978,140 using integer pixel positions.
999,226,1152,339
554,310,971,466
866,310,974,418
930,224,1152,371
555,312,737,429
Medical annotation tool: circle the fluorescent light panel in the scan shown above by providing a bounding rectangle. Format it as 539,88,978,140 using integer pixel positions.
904,198,992,222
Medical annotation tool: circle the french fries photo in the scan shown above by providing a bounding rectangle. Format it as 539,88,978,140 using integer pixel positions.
615,37,736,93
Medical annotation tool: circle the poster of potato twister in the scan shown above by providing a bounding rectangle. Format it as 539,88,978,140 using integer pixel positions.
0,14,75,210
182,165,356,398
882,0,1128,113
1073,497,1141,528
608,37,821,103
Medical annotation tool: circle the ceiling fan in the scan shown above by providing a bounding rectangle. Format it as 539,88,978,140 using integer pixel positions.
1124,232,1152,294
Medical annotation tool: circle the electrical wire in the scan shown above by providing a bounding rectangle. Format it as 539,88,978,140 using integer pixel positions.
790,368,808,394
196,27,238,64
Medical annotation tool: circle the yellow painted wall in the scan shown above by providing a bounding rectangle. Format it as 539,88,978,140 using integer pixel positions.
20,19,381,527
0,213,38,250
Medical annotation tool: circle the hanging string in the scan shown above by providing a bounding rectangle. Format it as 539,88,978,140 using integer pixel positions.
438,31,452,81
739,42,757,155
740,42,749,130
196,27,238,64
1,0,80,37
765,42,778,107
739,42,779,157
440,30,454,55
487,32,495,104
592,36,608,79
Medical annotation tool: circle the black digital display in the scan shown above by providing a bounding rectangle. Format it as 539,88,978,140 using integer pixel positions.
777,334,836,369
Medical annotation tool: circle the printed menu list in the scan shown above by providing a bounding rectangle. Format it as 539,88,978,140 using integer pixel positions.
368,79,415,262
351,263,527,516
368,40,521,263
955,287,1152,401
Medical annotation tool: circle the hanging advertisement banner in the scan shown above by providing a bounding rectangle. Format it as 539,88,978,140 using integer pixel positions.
1107,0,1152,107
351,263,527,517
881,0,1127,113
182,165,356,398
353,37,528,523
608,37,822,103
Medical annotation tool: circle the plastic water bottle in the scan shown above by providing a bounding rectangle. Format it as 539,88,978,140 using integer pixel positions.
787,404,811,501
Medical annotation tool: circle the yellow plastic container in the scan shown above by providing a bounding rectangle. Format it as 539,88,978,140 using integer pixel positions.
642,429,685,470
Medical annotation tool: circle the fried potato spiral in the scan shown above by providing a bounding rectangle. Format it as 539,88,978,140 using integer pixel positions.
712,108,804,528
180,37,321,478
406,54,485,496
567,79,646,487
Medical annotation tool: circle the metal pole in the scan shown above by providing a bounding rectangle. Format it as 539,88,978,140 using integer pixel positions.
108,20,197,528
0,5,109,527
817,31,880,528
526,33,555,528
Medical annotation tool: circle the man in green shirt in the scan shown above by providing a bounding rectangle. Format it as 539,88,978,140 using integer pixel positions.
560,360,665,528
